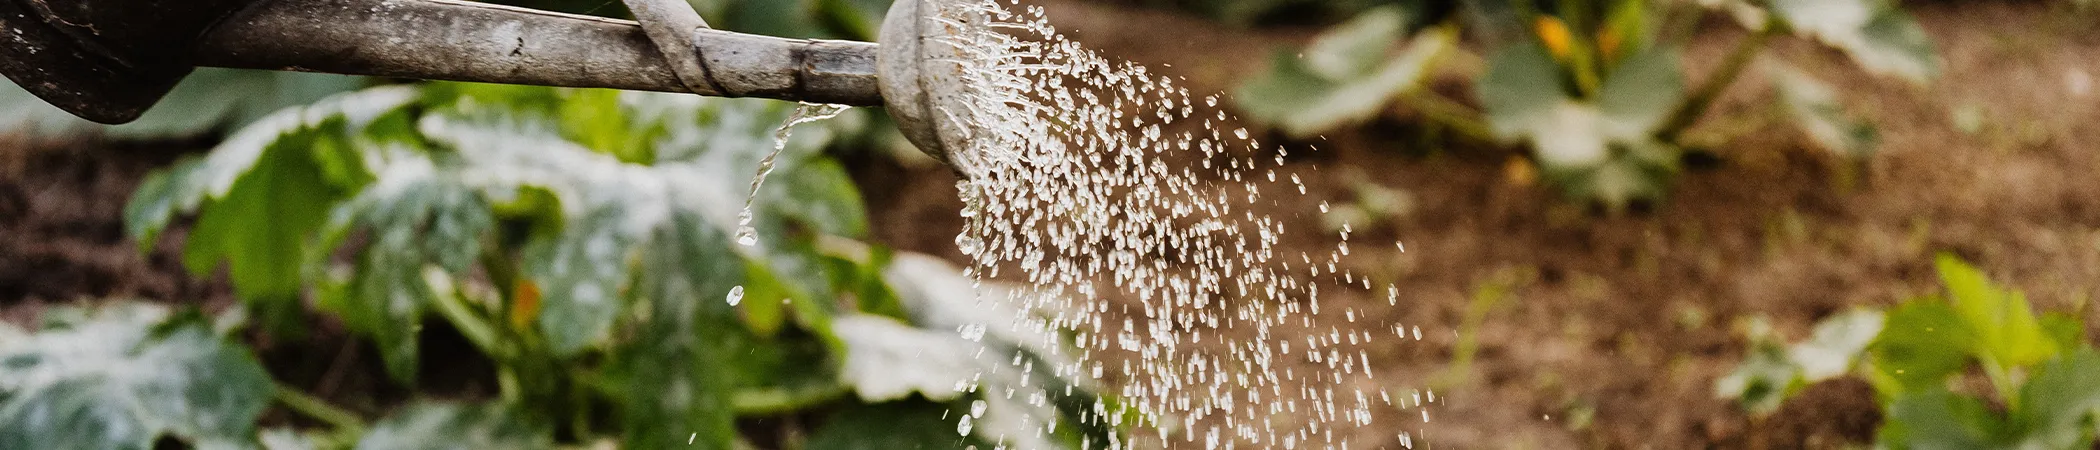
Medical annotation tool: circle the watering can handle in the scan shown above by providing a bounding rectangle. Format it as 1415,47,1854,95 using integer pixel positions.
195,0,881,105
0,0,880,124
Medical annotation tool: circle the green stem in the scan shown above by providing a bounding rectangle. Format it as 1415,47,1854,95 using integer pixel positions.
427,277,515,361
1656,23,1777,143
274,383,367,436
1980,356,2022,410
1398,93,1498,144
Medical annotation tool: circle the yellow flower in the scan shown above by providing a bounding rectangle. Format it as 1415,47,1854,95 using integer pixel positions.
510,279,542,329
1535,17,1574,59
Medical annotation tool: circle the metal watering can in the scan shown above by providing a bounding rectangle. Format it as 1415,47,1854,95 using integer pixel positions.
0,0,970,163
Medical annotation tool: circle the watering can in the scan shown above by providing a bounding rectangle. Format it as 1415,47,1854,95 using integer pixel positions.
0,0,970,163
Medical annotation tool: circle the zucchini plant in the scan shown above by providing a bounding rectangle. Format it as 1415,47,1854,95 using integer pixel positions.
0,83,1112,449
1235,0,1938,210
1717,255,2100,449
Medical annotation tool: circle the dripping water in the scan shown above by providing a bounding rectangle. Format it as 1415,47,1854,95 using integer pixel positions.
734,102,851,247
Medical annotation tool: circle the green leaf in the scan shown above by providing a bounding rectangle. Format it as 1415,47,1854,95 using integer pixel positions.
1936,255,2059,369
2010,349,2100,449
1869,302,1973,395
315,154,496,383
1769,64,1878,159
1302,6,1408,79
1595,46,1684,141
182,129,352,326
1482,42,1571,140
1877,389,2005,450
621,213,744,450
1234,27,1454,137
1767,0,1940,83
0,304,274,450
125,86,420,252
354,402,552,450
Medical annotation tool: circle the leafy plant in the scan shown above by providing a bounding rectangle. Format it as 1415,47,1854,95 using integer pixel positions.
1716,255,2100,449
1233,0,1940,210
0,304,274,450
61,82,1113,448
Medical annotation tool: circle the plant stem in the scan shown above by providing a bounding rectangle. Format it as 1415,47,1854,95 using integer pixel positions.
274,383,367,436
427,275,515,361
1398,92,1499,144
1656,23,1777,143
1980,356,2022,410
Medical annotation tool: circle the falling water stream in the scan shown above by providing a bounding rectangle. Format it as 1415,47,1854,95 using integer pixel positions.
735,2,1435,448
734,102,852,248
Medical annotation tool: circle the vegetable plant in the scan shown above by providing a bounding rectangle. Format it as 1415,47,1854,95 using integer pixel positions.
1235,0,1939,210
0,81,1111,449
1716,255,2100,449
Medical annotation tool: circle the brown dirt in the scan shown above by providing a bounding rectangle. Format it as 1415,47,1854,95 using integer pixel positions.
0,138,232,325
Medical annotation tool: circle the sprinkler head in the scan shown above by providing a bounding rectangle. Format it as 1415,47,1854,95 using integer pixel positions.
877,0,977,171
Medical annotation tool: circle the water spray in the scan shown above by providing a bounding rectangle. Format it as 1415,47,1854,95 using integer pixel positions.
0,0,968,162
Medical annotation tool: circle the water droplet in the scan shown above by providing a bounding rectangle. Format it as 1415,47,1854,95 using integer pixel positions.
970,399,988,418
957,416,974,436
726,286,744,306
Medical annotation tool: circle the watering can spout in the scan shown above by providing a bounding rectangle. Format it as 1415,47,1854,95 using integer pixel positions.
0,0,971,164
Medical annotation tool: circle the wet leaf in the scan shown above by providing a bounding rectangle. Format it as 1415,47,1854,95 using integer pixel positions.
0,304,273,450
314,152,496,383
354,402,552,450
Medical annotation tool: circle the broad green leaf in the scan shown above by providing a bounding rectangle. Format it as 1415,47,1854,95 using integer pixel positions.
1936,255,2058,369
1481,42,1571,140
125,86,420,251
1769,64,1878,159
621,213,743,450
1767,0,1939,83
1869,302,1973,395
1877,389,2005,450
0,304,273,450
354,402,552,450
1302,6,1408,79
805,400,986,450
182,129,351,325
2011,350,2100,449
1234,28,1454,137
315,153,496,383
1595,46,1685,141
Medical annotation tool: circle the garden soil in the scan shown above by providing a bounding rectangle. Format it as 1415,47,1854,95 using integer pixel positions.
5,1,2099,448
